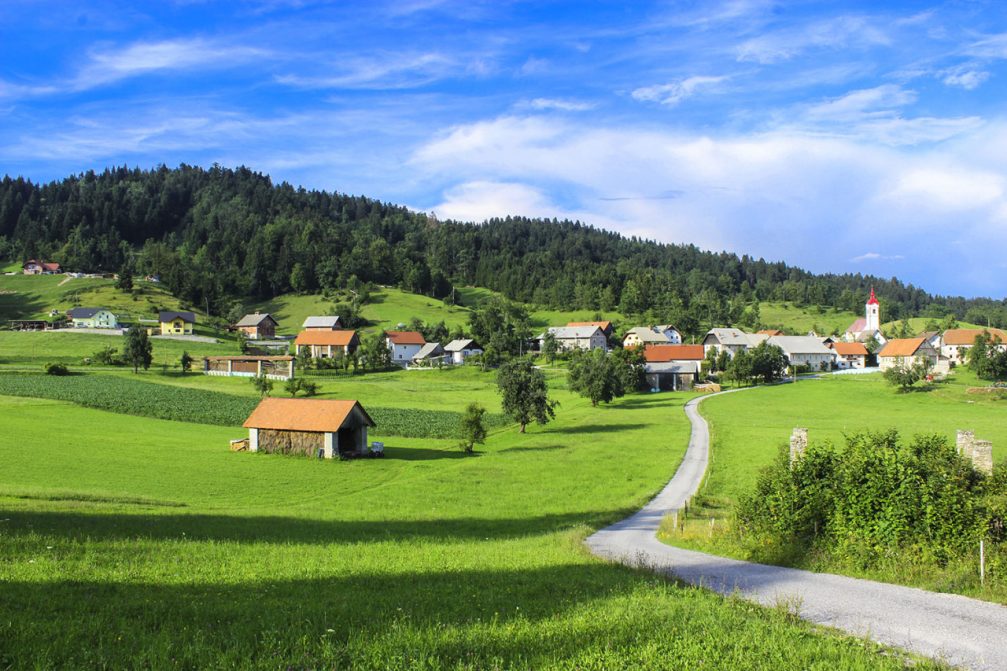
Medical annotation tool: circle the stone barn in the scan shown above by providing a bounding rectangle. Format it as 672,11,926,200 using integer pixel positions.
242,398,375,459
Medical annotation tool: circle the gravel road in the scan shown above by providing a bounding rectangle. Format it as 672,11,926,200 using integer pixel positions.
586,389,1007,671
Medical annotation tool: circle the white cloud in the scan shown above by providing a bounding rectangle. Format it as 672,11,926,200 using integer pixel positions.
805,84,915,121
851,252,905,262
632,75,728,106
276,52,455,89
736,16,889,64
941,66,990,90
521,98,595,112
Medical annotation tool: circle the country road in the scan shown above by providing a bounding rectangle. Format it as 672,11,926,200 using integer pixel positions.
586,388,1007,671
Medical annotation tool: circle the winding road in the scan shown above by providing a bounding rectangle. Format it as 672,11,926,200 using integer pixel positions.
586,389,1007,671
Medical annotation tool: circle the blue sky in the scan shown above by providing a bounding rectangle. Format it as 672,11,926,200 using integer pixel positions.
2,1,1007,298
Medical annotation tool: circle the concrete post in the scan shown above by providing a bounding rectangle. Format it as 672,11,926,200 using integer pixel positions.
973,440,993,475
249,428,259,452
323,432,334,459
790,428,808,464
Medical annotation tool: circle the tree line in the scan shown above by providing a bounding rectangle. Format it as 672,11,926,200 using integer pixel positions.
2,164,1005,338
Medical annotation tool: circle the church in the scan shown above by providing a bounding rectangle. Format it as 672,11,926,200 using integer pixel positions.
842,288,888,346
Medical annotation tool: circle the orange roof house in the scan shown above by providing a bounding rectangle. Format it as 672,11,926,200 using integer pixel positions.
294,329,359,357
385,331,426,345
942,328,1007,346
829,342,868,356
877,337,939,372
243,397,375,458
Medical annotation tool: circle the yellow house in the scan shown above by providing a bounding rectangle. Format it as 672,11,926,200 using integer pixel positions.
158,311,195,335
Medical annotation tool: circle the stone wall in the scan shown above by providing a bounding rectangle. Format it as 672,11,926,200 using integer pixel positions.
789,427,808,464
957,429,994,475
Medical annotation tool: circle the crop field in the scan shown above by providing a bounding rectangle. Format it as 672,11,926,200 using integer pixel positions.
0,330,236,368
0,368,945,669
664,370,1007,599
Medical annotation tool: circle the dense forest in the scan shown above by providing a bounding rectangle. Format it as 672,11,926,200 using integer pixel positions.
1,165,1005,334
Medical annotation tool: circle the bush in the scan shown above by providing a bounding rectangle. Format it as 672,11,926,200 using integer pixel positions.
45,363,70,376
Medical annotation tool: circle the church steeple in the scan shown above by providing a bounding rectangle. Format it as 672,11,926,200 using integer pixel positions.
865,288,880,331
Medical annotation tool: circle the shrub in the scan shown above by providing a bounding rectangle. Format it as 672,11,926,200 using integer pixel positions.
45,363,70,376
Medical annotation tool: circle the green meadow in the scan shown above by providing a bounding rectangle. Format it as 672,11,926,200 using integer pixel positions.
665,370,1007,600
758,302,859,335
0,369,945,669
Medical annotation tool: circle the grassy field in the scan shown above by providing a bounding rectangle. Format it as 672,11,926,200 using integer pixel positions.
664,370,1007,599
0,369,946,669
758,302,860,335
0,330,237,368
881,316,987,334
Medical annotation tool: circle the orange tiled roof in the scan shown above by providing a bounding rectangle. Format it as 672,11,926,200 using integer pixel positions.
567,321,612,331
878,337,926,357
294,330,357,346
385,330,426,345
757,329,784,336
644,344,705,362
243,398,374,432
830,342,868,356
942,328,1007,346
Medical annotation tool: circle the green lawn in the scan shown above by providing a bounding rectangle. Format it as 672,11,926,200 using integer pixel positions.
665,370,1007,600
759,302,860,335
0,373,943,669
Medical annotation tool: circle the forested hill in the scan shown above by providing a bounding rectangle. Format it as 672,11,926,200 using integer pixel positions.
0,165,1002,331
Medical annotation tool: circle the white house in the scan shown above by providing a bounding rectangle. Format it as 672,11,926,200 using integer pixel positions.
702,328,767,358
940,328,1007,365
767,335,835,371
828,341,869,369
877,337,940,372
622,327,671,348
443,338,483,365
66,307,119,329
654,324,683,344
386,330,426,364
538,326,607,351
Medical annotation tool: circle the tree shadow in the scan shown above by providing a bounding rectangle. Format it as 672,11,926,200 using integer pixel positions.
499,444,569,453
542,423,650,435
0,289,46,321
381,445,475,461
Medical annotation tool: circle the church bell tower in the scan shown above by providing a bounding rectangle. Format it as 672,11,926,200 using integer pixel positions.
866,288,880,332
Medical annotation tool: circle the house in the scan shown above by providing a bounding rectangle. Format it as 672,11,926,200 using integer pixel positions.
828,341,869,369
234,313,278,340
386,330,426,364
643,344,705,365
22,259,61,275
644,361,700,391
443,338,483,365
702,328,767,358
242,397,375,459
843,288,887,346
302,315,341,331
622,327,671,348
157,311,195,335
203,355,294,380
66,307,119,329
767,335,835,371
567,321,614,338
537,326,607,352
940,328,1007,365
295,329,359,358
757,329,785,336
411,342,445,366
877,337,940,372
654,325,683,344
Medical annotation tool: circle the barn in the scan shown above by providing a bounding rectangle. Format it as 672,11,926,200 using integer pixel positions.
242,397,376,459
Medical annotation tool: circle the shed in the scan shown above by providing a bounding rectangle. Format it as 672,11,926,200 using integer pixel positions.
411,342,445,365
204,355,294,379
644,361,700,391
242,397,375,458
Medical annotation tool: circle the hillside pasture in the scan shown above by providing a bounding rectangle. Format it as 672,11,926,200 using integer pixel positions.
0,390,944,670
758,301,860,336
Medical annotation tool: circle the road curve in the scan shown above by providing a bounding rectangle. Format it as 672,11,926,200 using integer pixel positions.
586,388,1007,671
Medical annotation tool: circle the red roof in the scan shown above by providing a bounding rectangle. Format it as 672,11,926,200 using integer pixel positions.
878,337,926,358
295,330,358,346
567,321,612,331
867,287,879,305
644,344,705,362
829,342,868,356
243,398,374,432
385,330,426,345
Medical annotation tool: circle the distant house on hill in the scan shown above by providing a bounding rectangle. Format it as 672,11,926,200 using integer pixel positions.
654,324,683,344
22,259,61,275
302,315,341,330
385,331,426,364
234,313,278,340
157,311,195,335
443,338,483,365
622,327,671,348
538,326,607,352
295,329,359,358
567,321,614,338
242,397,375,459
940,328,1007,365
702,328,767,358
411,342,445,365
877,337,940,372
828,341,869,369
66,307,119,329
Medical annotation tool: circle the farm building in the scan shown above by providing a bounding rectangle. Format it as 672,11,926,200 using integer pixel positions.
877,337,941,372
203,355,294,380
828,341,869,369
302,315,341,330
386,331,426,364
295,329,359,357
234,313,278,340
22,259,61,275
443,338,483,364
537,326,607,351
644,344,705,365
767,335,835,371
243,397,375,459
66,307,119,329
644,361,700,391
940,328,1007,365
157,311,195,335
411,342,445,365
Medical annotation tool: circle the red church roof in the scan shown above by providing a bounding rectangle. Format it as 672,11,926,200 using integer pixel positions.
867,287,879,305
